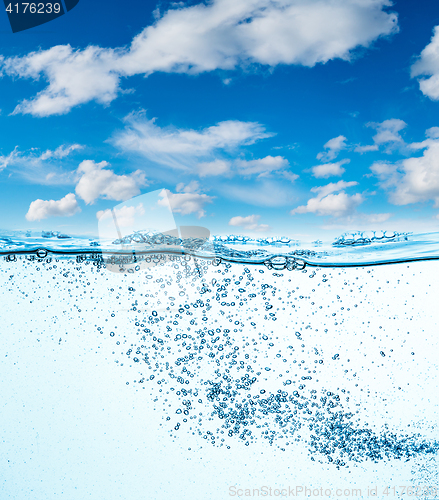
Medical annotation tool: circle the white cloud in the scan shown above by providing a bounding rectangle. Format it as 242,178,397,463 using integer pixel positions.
369,161,398,189
197,155,297,181
176,180,202,194
279,170,299,182
113,116,299,185
370,137,439,207
228,214,270,232
291,180,363,216
354,144,379,153
197,159,231,177
272,143,298,151
1,0,398,116
312,179,358,197
426,126,439,139
411,26,439,100
0,143,84,184
158,182,213,218
292,192,363,217
0,146,19,171
408,127,439,151
368,118,406,145
75,160,148,204
112,112,272,170
40,144,84,161
311,158,350,178
25,193,81,221
316,135,347,161
235,155,288,176
354,118,407,153
3,45,123,116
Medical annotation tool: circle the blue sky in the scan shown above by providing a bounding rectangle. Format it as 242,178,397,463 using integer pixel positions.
1,0,439,239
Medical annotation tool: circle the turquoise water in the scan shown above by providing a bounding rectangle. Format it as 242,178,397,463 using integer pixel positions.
1,230,439,499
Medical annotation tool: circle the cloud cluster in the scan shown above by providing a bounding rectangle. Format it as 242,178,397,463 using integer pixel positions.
113,113,272,170
25,193,81,221
0,143,82,182
228,214,270,232
292,180,363,217
113,114,298,181
1,0,398,116
314,119,408,163
23,156,149,221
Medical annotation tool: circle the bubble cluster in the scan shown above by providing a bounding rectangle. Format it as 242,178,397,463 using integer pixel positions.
2,250,439,472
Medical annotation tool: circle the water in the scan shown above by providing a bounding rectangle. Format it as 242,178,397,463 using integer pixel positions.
1,230,439,499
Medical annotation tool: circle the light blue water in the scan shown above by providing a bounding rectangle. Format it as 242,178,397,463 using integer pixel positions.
1,230,439,499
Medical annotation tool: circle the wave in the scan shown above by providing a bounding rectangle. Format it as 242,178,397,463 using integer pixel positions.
2,229,439,268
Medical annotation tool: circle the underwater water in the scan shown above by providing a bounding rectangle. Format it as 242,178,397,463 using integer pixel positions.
1,230,439,499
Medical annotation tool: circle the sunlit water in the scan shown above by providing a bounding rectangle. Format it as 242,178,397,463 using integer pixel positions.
1,230,439,499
